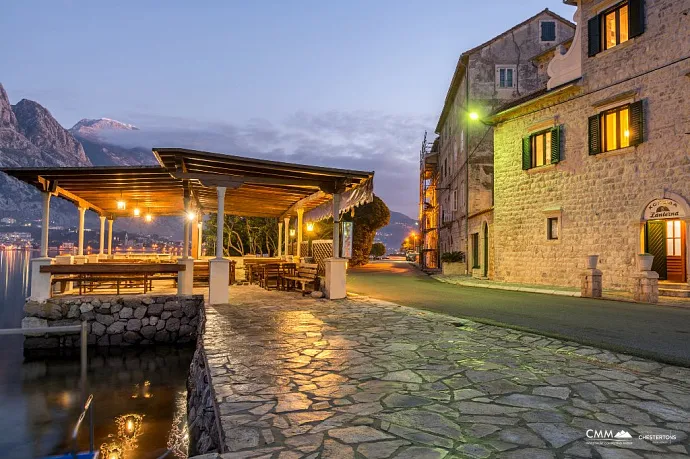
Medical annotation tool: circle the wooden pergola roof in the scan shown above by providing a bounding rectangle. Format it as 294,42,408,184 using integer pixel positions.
1,149,374,219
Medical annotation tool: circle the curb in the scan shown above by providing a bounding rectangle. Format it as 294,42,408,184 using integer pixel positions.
432,276,581,297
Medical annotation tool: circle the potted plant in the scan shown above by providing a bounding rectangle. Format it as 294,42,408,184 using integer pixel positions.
637,253,654,271
441,251,466,276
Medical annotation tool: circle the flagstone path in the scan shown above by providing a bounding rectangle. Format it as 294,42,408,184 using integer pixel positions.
195,286,690,459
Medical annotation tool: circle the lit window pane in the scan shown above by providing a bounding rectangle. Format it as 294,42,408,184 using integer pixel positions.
667,238,674,255
620,107,630,148
619,5,629,43
667,220,674,235
674,220,681,236
535,134,544,166
675,238,681,256
545,131,552,165
605,112,618,151
605,11,617,49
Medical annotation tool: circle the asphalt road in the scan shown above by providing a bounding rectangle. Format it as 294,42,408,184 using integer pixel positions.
348,261,690,367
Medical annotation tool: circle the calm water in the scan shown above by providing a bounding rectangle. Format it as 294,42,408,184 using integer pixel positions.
0,251,193,459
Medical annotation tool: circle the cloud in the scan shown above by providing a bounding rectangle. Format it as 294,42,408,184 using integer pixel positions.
99,110,433,217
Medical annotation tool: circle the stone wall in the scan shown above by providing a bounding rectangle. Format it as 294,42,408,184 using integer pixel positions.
187,307,224,456
22,294,204,349
492,0,690,289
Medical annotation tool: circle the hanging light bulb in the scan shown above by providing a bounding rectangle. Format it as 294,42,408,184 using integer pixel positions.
145,214,153,222
186,211,196,221
133,208,141,217
117,200,126,210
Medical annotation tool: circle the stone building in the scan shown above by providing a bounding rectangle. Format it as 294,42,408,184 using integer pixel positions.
490,0,690,293
433,9,575,277
420,135,440,269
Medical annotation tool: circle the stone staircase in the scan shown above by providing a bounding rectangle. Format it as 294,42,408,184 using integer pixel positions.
659,281,690,298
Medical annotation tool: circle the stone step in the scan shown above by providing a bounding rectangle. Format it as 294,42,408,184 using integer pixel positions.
659,288,690,298
658,282,689,290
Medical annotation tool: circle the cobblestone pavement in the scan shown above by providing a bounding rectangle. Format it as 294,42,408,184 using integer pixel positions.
199,286,690,459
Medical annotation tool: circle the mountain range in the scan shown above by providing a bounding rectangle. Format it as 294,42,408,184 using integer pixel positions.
0,82,418,241
0,83,154,227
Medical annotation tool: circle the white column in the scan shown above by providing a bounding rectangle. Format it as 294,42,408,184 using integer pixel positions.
283,217,290,256
77,206,86,257
332,193,341,258
324,192,347,299
278,222,283,258
216,187,225,259
107,218,114,256
209,186,229,305
99,216,106,255
182,198,191,260
197,219,203,258
296,208,304,259
40,191,51,258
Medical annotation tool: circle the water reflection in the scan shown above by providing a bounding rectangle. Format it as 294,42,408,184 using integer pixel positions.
0,251,193,458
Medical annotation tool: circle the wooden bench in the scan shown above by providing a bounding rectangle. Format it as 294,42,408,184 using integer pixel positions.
281,263,319,295
41,263,185,296
193,260,237,286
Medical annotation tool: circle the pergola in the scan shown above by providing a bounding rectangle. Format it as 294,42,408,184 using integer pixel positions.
2,148,374,303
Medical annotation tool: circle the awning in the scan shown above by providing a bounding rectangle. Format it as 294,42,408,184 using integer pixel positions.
1,148,375,220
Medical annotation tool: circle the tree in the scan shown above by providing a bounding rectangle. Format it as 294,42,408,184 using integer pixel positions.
203,214,278,256
342,195,390,267
370,242,386,258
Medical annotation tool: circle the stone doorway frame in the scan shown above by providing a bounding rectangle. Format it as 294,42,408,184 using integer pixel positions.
638,191,690,285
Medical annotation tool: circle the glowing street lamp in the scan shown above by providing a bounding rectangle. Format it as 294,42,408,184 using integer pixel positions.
306,222,314,232
469,112,479,121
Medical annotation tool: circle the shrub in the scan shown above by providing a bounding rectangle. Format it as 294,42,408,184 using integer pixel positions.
441,251,465,263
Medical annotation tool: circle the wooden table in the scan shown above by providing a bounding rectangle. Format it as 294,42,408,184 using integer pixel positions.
41,263,185,295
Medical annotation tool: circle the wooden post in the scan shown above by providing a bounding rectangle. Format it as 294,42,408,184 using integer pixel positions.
297,208,304,259
283,217,290,256
278,221,283,257
107,218,114,256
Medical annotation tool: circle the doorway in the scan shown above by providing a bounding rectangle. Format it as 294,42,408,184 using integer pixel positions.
482,223,488,278
644,219,686,282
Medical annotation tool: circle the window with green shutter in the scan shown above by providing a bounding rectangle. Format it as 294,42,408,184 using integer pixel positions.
588,100,644,155
588,0,645,57
522,126,562,170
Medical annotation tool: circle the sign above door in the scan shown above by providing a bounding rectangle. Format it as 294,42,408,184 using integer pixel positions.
644,198,687,221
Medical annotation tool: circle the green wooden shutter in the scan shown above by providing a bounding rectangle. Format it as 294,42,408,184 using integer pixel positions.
588,115,601,155
550,125,561,164
588,15,601,57
629,0,645,39
629,100,644,146
522,136,532,170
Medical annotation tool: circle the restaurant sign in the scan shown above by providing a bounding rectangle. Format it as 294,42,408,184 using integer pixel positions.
644,198,686,220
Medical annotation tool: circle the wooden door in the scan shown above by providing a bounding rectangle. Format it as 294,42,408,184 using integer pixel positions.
666,220,686,283
645,221,667,280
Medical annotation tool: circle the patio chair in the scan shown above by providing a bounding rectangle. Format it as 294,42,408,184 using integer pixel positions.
279,263,297,290
260,263,281,290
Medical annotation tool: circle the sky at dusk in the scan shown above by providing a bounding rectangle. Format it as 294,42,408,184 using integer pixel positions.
1,1,576,217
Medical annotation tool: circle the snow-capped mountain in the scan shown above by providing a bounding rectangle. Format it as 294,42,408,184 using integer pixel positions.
70,117,139,138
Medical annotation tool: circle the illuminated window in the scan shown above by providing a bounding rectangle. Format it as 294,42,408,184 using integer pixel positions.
667,220,682,256
530,130,552,168
600,105,630,151
603,2,630,50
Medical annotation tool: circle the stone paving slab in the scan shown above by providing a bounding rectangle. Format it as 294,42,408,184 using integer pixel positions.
197,286,690,459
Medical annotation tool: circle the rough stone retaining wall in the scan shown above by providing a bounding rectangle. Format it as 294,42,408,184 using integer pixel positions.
186,306,224,456
22,294,204,349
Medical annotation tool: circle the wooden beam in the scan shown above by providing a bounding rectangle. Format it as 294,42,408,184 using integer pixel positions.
37,177,106,215
280,191,327,219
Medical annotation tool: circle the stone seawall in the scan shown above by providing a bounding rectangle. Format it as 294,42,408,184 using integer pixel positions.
186,306,224,456
22,294,204,349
